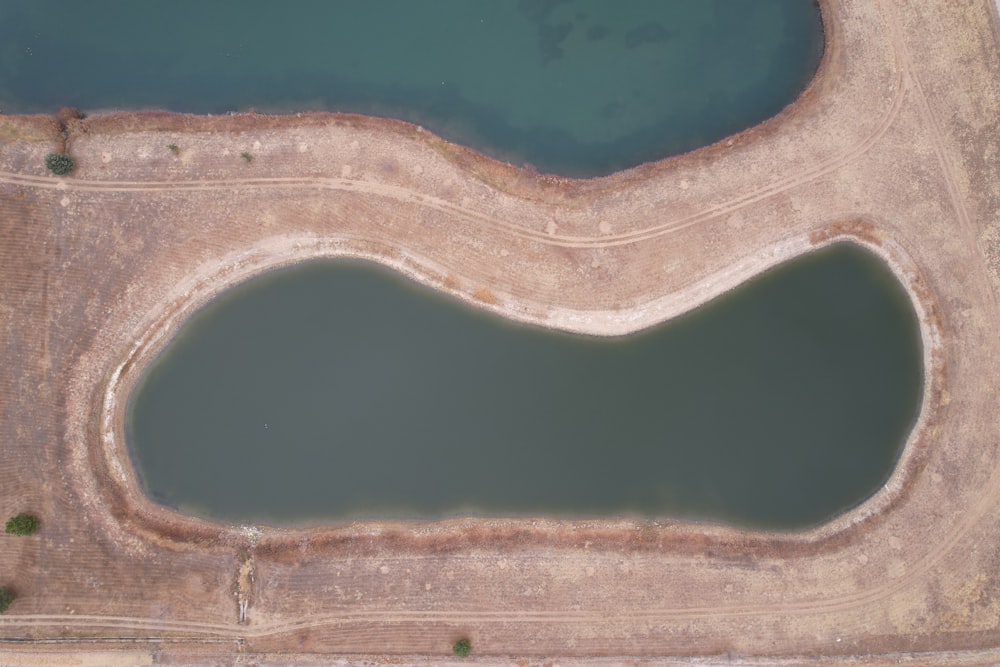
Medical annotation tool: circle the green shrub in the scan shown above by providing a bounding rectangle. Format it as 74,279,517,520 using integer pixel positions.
167,143,179,154
452,638,472,657
0,587,13,613
240,151,252,163
44,152,74,175
5,513,40,536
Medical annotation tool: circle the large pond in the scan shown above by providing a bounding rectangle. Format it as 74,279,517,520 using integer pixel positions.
0,1,823,175
126,244,923,529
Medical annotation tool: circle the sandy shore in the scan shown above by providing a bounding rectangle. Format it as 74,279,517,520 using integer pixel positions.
0,0,999,663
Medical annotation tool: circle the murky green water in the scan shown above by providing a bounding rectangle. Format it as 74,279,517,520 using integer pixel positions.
0,1,823,175
127,245,923,529
12,3,903,529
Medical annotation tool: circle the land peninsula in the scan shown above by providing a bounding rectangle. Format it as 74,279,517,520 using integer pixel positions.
0,0,999,664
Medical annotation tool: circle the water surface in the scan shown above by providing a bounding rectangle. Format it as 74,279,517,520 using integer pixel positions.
127,244,923,528
0,1,823,175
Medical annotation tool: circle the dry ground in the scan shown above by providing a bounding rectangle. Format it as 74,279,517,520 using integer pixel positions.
0,0,999,664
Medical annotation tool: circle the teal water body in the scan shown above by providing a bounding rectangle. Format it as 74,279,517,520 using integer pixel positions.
0,1,823,175
127,245,923,529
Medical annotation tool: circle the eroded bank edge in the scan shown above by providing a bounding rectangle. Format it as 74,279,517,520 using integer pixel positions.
78,225,943,559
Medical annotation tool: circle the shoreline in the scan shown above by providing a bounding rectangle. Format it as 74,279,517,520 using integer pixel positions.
99,229,941,546
0,1,830,181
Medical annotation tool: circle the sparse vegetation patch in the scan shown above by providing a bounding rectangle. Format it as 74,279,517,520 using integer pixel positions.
472,287,497,304
44,152,74,175
452,638,472,657
5,512,40,535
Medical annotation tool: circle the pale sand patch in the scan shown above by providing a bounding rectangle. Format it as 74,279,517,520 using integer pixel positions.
0,652,152,666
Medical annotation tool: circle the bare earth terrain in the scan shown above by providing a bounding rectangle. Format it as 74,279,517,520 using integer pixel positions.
0,0,999,664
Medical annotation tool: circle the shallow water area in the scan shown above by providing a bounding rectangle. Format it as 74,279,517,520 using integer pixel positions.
126,245,923,529
0,0,823,175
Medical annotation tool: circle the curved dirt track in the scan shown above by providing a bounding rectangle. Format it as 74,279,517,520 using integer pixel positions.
0,40,909,254
1,0,999,664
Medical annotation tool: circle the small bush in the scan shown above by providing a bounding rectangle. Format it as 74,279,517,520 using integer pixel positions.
240,151,252,163
5,513,40,536
452,638,472,657
167,143,179,154
44,152,74,175
0,587,13,613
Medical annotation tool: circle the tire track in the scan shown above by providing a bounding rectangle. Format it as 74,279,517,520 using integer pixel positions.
0,614,238,636
0,43,906,251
